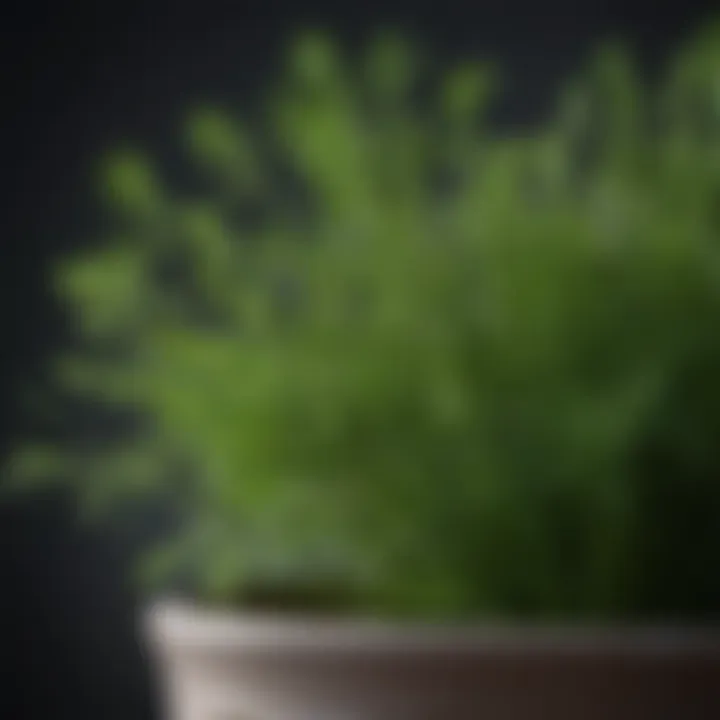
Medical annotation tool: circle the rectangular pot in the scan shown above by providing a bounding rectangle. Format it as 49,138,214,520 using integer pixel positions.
144,600,720,720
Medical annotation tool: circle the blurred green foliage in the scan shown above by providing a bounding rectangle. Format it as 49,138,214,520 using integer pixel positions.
6,21,720,619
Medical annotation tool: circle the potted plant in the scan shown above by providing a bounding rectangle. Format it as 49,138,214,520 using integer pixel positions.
5,22,720,719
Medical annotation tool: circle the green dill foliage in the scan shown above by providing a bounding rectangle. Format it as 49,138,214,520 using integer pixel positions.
5,22,720,619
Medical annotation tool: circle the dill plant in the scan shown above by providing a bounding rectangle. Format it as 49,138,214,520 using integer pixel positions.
5,22,720,620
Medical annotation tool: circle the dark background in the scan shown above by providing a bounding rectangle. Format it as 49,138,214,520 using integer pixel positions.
0,1,717,717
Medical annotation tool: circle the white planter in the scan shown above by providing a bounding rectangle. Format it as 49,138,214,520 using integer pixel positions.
144,600,720,720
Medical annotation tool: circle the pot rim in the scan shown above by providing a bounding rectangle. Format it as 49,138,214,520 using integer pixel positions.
144,598,720,656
